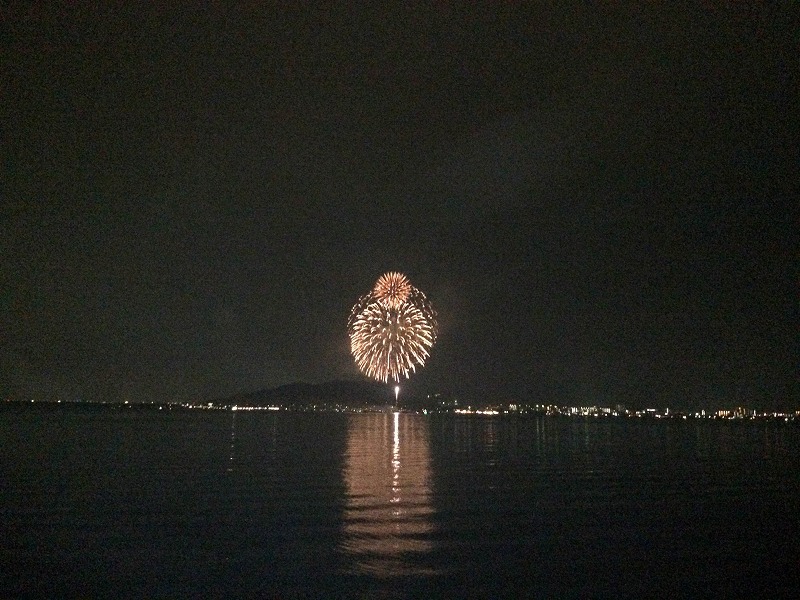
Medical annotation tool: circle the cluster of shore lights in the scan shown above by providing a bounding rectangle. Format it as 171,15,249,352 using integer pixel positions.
454,408,500,415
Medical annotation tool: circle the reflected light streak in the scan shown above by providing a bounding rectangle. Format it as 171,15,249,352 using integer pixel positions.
227,410,237,473
341,412,436,577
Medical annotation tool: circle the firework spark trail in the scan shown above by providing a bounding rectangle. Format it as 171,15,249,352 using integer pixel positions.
348,273,437,383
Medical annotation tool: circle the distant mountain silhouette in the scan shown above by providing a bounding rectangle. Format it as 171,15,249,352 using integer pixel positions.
219,379,396,407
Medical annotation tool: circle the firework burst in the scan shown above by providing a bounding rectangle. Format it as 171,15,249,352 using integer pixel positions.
373,271,412,310
348,273,437,383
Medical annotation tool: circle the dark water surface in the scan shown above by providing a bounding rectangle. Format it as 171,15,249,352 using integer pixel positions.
2,407,798,598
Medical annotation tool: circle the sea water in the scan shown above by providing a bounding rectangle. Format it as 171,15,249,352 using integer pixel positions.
2,406,798,598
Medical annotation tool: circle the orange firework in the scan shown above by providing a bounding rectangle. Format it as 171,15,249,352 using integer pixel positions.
373,271,412,310
348,273,437,383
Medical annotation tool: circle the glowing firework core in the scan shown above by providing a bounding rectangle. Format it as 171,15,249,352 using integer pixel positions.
348,272,437,383
373,271,412,309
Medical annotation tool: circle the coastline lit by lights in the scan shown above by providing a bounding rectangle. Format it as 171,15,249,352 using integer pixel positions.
7,398,798,423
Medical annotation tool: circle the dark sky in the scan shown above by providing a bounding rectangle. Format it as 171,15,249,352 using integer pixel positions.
3,3,797,409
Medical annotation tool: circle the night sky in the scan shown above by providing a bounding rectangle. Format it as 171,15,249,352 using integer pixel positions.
3,4,797,409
